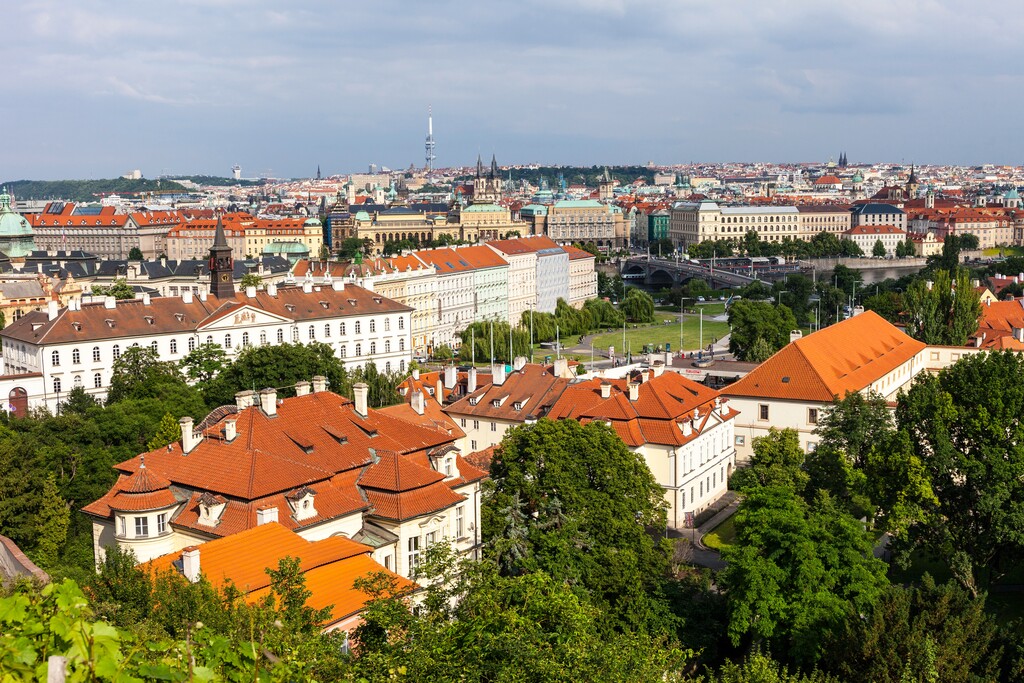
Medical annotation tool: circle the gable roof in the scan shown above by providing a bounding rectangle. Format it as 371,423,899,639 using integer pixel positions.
723,311,925,403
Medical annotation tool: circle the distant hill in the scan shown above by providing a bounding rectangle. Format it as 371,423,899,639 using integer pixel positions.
1,178,190,203
164,175,265,188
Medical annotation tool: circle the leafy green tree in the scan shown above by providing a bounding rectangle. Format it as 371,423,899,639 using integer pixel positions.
896,350,1024,595
598,272,625,300
895,240,908,259
458,321,533,363
902,268,981,345
731,428,809,494
179,342,228,384
58,385,99,415
830,264,863,295
201,341,347,407
146,412,182,451
433,344,454,361
863,291,903,322
107,345,193,404
743,230,763,256
91,278,135,300
873,239,887,257
701,651,839,682
823,576,1002,683
32,473,69,569
128,246,144,260
621,287,655,323
727,300,797,361
483,419,675,635
958,232,980,250
685,278,713,300
240,272,262,289
583,297,625,328
722,487,889,666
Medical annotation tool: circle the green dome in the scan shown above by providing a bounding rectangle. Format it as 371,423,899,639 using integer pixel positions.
0,188,36,258
851,170,864,183
355,210,371,221
1005,188,1020,200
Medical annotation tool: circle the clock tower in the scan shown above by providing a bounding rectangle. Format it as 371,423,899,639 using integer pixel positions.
208,216,235,298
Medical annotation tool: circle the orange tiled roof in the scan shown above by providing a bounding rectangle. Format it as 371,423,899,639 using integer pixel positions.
723,311,925,403
973,299,1024,349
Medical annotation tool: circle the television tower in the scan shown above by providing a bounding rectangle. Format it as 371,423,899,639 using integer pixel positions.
424,105,436,173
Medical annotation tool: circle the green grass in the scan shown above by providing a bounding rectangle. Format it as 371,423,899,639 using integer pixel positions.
702,516,736,551
591,316,730,355
983,246,1024,257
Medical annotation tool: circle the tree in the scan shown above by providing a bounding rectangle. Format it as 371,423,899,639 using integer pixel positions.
32,473,69,569
433,344,454,361
722,487,889,666
830,264,863,295
128,246,144,260
872,239,887,257
59,385,99,415
652,238,675,256
742,230,762,257
895,240,907,259
91,278,135,300
862,291,903,322
959,233,980,250
895,350,1024,595
621,287,655,323
107,345,192,404
727,300,797,361
146,412,182,451
902,268,981,345
598,272,625,301
483,419,675,635
703,652,839,682
180,342,229,384
240,272,262,289
730,428,809,494
822,576,1002,683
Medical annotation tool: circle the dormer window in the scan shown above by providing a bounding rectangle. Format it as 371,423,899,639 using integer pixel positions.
105,319,116,329
469,396,478,405
197,492,227,527
285,304,295,312
319,301,329,309
286,487,317,522
144,316,155,325
72,322,82,331
174,313,185,322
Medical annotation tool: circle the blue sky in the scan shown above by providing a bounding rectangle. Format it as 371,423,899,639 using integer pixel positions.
3,1,1021,179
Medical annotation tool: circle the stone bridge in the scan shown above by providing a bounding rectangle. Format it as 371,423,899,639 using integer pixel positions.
622,257,768,288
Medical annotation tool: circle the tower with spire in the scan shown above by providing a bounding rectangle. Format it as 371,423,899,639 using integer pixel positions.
471,153,503,204
208,216,235,298
906,165,920,199
424,106,436,173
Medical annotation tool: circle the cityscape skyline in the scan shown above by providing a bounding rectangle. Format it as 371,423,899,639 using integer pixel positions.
6,1,1024,179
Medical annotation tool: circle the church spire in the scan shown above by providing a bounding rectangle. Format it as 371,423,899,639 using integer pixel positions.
209,216,235,298
476,154,484,178
490,154,498,179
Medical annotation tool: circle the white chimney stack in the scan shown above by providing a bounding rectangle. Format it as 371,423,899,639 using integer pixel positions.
295,381,311,397
467,367,478,394
182,290,193,304
47,300,58,321
312,375,327,393
412,367,420,381
142,293,151,306
245,285,257,298
256,506,279,526
553,357,570,378
266,283,277,297
104,296,116,309
259,388,277,416
411,390,425,415
444,365,457,390
600,382,611,399
302,281,313,294
332,280,345,291
179,417,201,454
513,356,527,371
224,419,237,442
492,363,507,386
181,547,201,583
353,382,369,417
235,390,255,410
628,382,639,402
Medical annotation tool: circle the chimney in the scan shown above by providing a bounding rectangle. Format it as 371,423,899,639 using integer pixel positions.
266,283,277,297
332,280,345,291
682,420,692,437
259,388,277,416
987,298,992,306
600,382,611,399
302,281,313,294
467,367,478,393
199,290,207,302
104,296,116,309
235,390,255,410
179,417,201,454
719,398,730,415
444,365,457,390
181,547,200,583
224,419,237,442
492,363,507,386
652,360,665,377
295,380,311,397
411,390,425,415
972,279,981,288
412,367,420,381
142,292,151,306
256,506,278,526
312,375,327,393
1015,328,1024,343
436,377,444,403
245,285,257,298
513,356,527,371
182,290,193,304
790,329,803,343
353,382,369,417
628,382,639,402
553,357,570,378
47,300,58,321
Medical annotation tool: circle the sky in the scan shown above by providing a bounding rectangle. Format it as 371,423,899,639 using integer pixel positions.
3,0,1022,179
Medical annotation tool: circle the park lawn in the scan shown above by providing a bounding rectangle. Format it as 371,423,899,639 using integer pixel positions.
591,317,730,355
702,516,736,551
983,246,1024,257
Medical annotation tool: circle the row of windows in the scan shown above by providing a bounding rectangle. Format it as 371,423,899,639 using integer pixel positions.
118,513,167,538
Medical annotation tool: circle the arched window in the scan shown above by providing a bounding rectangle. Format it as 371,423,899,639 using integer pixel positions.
72,348,81,364
385,318,390,332
324,323,331,338
385,361,391,373
305,325,313,340
188,337,196,352
94,373,102,388
385,340,391,353
150,341,158,353
260,331,267,345
399,338,405,351
205,335,213,346
170,339,178,354
277,328,284,343
292,327,299,342
224,334,232,349
398,317,405,330
53,377,61,393
340,345,347,358
370,341,376,355
355,343,361,356
51,350,60,366
73,375,82,388
340,322,346,336
370,319,376,333
242,332,250,347
113,345,121,359
355,321,361,334
400,359,405,372
92,346,101,362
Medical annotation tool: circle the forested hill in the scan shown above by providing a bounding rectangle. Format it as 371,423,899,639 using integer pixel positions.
1,178,189,202
164,175,265,187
